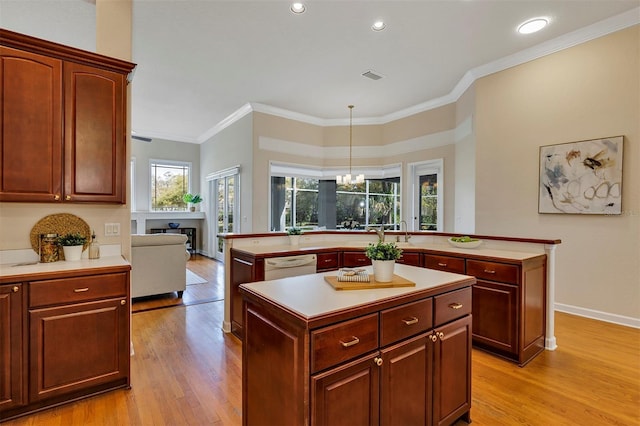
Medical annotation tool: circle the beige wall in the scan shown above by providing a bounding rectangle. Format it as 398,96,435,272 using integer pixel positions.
475,26,639,320
0,1,134,259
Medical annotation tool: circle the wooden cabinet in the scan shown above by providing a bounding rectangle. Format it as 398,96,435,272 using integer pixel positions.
241,269,473,426
230,250,264,338
0,264,131,421
467,257,546,366
342,250,371,267
0,29,135,204
396,251,422,267
316,251,339,272
0,283,26,411
424,254,465,274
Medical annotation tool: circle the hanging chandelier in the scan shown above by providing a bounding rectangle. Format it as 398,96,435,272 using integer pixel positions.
336,105,364,185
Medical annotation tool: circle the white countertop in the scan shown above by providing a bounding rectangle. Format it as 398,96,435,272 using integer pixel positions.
0,255,130,279
234,240,544,261
240,263,472,320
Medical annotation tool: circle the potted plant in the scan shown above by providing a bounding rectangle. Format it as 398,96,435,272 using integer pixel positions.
365,241,403,282
287,227,302,246
57,233,88,261
183,193,203,212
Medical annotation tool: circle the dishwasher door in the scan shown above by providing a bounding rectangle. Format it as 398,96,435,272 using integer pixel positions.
264,254,317,280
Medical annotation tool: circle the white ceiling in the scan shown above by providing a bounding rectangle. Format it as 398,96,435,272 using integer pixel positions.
1,1,639,143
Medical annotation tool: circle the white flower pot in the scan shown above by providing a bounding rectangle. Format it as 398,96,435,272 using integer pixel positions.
289,235,300,246
372,260,395,282
62,245,84,261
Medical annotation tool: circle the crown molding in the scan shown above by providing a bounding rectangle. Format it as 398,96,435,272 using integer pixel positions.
194,8,639,143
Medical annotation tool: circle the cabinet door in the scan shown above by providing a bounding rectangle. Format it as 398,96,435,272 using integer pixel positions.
230,253,262,338
0,284,26,410
29,297,130,401
396,251,422,267
0,47,63,202
316,252,339,271
433,315,472,426
472,280,518,354
380,333,432,426
63,62,126,203
311,353,380,426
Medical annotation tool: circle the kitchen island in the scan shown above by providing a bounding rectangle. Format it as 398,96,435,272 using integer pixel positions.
240,263,475,426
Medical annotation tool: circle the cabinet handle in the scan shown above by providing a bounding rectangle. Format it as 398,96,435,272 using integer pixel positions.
12,286,19,293
65,195,71,201
448,302,463,310
438,332,445,340
121,300,126,306
437,262,447,267
484,269,496,274
402,316,419,325
74,287,89,293
54,194,60,200
339,336,360,348
374,357,383,367
429,334,438,342
357,258,366,262
324,259,333,263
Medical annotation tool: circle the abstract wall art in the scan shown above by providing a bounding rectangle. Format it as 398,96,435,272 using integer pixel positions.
539,136,623,214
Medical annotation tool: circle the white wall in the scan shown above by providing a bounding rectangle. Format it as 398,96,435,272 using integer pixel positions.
475,26,639,322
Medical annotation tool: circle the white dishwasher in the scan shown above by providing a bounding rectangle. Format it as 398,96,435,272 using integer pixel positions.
264,254,317,280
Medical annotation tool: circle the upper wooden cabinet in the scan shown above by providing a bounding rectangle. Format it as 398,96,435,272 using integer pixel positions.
0,29,135,204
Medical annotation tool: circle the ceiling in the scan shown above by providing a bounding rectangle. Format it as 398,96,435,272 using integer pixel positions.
1,1,639,143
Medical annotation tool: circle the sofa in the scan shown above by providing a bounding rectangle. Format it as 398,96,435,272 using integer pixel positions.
131,233,190,298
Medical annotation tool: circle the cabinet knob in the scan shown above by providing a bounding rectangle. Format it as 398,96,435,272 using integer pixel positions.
438,332,444,340
374,357,383,367
430,334,438,342
437,262,447,267
65,195,71,200
12,286,19,293
121,299,126,306
448,302,463,310
54,194,60,200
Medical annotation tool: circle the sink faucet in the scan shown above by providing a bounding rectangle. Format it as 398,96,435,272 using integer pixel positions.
400,220,411,243
367,225,385,242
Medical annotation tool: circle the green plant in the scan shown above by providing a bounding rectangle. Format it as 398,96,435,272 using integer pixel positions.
365,241,403,261
57,233,87,246
182,193,203,204
287,227,302,235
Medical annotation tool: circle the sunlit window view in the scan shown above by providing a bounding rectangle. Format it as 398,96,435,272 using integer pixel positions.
150,161,190,211
419,173,438,230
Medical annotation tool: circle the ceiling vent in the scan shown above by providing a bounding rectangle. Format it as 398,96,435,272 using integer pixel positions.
362,70,384,81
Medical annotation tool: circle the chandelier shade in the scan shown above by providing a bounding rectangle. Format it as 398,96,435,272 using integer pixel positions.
337,105,364,185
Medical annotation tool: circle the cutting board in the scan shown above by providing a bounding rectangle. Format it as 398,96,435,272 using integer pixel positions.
324,274,415,291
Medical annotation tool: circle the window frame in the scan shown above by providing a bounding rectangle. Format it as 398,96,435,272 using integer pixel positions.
148,159,193,212
409,159,443,231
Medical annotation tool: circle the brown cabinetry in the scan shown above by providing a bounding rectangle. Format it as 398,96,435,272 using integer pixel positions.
0,29,135,204
396,251,422,267
424,254,465,274
230,250,264,338
467,257,546,366
0,283,26,411
242,272,473,426
316,251,339,272
342,250,371,267
0,265,131,421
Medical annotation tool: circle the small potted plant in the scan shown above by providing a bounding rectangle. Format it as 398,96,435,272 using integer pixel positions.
365,241,403,282
287,227,302,246
183,193,203,212
57,233,88,261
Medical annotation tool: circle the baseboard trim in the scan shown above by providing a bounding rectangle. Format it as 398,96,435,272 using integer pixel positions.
555,303,640,329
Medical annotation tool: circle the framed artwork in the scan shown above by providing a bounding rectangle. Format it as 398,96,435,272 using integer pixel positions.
539,136,623,215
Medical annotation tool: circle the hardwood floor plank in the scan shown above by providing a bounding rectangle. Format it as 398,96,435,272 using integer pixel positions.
3,256,638,425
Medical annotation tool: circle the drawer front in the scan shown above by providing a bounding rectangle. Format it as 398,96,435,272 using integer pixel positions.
342,251,371,268
29,273,128,308
311,313,378,373
396,252,422,267
380,298,433,347
466,260,519,284
434,287,472,326
316,252,339,271
424,254,465,274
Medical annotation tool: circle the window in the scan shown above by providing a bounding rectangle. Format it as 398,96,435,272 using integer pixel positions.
337,179,401,229
410,159,443,231
150,160,191,211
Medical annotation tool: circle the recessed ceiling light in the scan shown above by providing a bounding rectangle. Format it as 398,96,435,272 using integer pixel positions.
290,2,305,14
372,20,386,31
517,17,549,34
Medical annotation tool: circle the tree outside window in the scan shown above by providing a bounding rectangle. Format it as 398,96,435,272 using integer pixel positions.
151,161,191,211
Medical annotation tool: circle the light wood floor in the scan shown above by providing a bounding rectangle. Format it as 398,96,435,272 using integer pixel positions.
4,255,639,425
